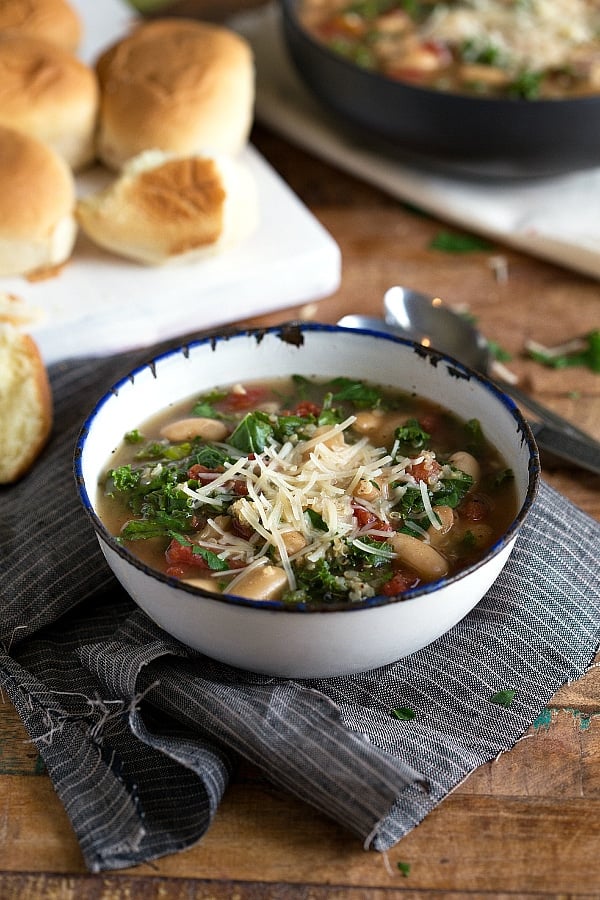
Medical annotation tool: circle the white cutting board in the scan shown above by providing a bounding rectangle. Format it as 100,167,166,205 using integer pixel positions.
0,0,341,364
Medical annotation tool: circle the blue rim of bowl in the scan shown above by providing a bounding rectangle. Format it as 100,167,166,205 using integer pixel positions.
74,322,541,614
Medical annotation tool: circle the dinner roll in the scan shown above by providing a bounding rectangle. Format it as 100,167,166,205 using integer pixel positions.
76,150,259,265
0,32,99,170
95,18,254,170
0,0,81,53
0,126,77,277
0,323,52,484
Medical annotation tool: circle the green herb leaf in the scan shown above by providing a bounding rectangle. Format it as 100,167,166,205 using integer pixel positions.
486,340,512,363
124,429,144,444
508,69,542,99
305,508,328,531
191,401,220,419
394,418,430,451
527,329,600,373
192,545,230,571
328,378,382,409
109,464,140,492
392,706,416,721
397,861,411,877
229,411,274,454
490,689,516,708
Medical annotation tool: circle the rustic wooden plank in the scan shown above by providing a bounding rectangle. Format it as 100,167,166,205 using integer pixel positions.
2,690,600,894
5,872,599,900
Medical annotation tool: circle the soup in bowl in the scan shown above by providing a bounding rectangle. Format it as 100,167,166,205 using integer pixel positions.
75,324,540,677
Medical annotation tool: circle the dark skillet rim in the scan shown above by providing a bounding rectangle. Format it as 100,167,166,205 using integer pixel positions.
279,0,600,111
74,323,541,615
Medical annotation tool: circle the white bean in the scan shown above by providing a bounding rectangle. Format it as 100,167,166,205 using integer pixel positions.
460,522,494,549
353,478,381,503
459,64,510,87
229,564,288,601
389,532,449,580
427,505,455,547
280,530,308,556
352,411,407,446
197,515,231,541
449,450,480,487
160,417,228,442
303,425,346,459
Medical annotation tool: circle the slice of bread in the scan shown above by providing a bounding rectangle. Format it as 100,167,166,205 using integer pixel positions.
76,149,259,265
0,323,52,484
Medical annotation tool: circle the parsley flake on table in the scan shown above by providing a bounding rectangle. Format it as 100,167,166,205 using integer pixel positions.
429,230,494,253
490,689,516,708
397,861,411,877
525,330,600,373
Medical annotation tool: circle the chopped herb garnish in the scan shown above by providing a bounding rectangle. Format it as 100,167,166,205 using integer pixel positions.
124,429,143,444
526,329,600,373
429,231,494,253
392,706,416,721
191,401,220,419
397,861,411,877
486,340,512,363
462,529,477,548
490,689,516,708
508,69,542,99
395,418,430,452
493,468,514,488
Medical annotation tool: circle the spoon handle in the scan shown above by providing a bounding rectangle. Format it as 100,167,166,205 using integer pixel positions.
493,376,600,451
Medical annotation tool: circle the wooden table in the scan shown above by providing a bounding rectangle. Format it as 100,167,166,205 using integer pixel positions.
1,121,599,899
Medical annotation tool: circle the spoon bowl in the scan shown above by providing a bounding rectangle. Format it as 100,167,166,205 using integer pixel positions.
382,286,491,372
338,285,600,476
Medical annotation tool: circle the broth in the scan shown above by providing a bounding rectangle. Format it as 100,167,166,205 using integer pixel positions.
98,375,518,606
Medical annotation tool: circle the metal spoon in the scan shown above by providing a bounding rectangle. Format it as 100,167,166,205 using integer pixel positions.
337,285,600,475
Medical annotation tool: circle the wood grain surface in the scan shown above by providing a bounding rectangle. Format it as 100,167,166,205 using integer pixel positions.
1,121,599,899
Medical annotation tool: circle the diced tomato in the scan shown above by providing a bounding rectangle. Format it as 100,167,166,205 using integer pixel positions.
408,458,442,483
232,479,249,496
417,413,440,434
381,570,420,596
219,386,269,413
188,463,224,480
166,565,185,578
165,539,209,569
352,505,393,532
294,401,321,418
460,495,490,521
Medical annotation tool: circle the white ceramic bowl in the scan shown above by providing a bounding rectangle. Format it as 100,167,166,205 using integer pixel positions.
75,324,540,677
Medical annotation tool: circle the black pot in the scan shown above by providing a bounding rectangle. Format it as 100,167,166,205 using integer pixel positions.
280,0,600,179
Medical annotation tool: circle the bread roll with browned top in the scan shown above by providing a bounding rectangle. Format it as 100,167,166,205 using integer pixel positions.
95,18,254,170
0,32,98,171
0,0,81,53
0,126,77,277
76,150,259,265
0,323,52,484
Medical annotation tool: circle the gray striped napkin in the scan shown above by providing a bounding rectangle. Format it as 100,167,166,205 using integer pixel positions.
1,346,599,872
